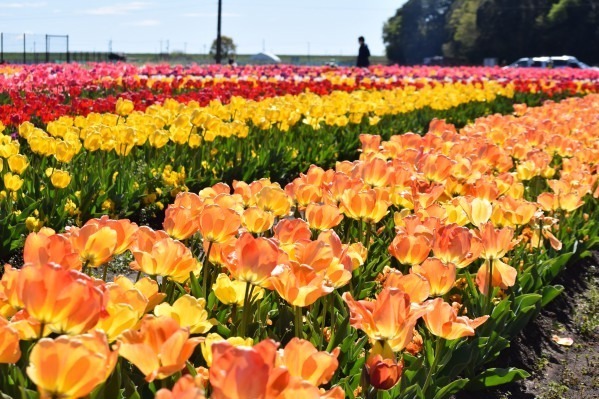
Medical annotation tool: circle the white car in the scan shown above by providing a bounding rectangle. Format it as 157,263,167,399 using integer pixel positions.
505,55,595,69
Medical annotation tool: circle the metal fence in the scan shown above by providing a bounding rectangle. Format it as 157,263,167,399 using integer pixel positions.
1,32,69,64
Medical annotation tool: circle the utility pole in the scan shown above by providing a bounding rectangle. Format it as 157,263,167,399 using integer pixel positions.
215,0,222,63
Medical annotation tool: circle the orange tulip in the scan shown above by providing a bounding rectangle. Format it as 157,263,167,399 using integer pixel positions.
119,315,202,382
280,338,340,386
323,172,364,204
305,203,343,231
26,331,118,399
211,193,245,215
113,275,166,313
22,229,81,270
465,178,500,202
0,317,21,363
242,206,275,234
225,233,288,287
359,133,382,154
17,263,103,330
48,274,104,335
209,339,280,399
537,191,584,212
85,216,139,255
198,204,241,243
339,188,389,223
131,236,199,283
0,296,16,319
313,230,354,288
476,258,518,295
412,258,456,297
199,182,231,199
290,183,322,208
128,226,170,253
92,282,148,341
491,196,537,227
9,309,48,340
360,157,393,187
388,233,432,266
417,153,454,183
0,264,23,310
273,219,311,252
432,224,480,269
173,191,205,211
343,287,430,351
233,179,268,207
256,186,292,217
209,339,344,399
163,205,201,240
155,375,206,399
203,237,236,266
423,298,489,340
68,224,118,267
270,262,334,307
476,222,514,260
384,269,430,303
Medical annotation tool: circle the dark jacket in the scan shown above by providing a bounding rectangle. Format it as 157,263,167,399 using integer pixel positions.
357,44,370,67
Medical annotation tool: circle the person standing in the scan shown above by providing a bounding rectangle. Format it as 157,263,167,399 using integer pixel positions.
356,36,370,67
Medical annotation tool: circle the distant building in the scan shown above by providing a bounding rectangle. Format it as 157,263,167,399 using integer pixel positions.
249,52,281,64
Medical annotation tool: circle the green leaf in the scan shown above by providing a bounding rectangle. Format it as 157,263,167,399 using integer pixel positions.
467,367,530,390
541,285,564,307
433,378,470,399
188,271,202,298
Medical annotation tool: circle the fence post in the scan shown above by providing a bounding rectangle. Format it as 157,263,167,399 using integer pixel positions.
23,33,26,64
66,35,70,63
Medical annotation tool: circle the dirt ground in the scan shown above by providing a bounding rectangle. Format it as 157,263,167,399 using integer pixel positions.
455,253,599,399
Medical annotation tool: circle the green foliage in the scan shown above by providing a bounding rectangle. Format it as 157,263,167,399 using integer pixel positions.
384,0,599,64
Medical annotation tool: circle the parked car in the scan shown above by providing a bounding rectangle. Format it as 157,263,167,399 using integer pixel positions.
504,55,595,69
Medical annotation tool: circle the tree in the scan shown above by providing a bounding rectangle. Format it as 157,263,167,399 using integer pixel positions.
383,9,405,63
383,0,453,64
209,36,237,61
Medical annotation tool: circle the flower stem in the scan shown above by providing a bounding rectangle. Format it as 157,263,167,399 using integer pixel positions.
486,258,494,315
102,263,109,282
294,305,303,338
240,281,253,337
422,337,444,394
202,241,214,301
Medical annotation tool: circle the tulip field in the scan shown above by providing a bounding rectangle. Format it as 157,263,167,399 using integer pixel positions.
1,63,599,399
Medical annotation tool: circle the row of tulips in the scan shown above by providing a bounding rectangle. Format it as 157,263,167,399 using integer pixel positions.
1,93,599,398
2,63,599,129
0,80,525,256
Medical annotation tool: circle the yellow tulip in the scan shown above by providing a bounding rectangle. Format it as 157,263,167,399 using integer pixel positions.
154,295,216,334
3,172,23,192
7,154,28,174
212,273,264,307
50,170,72,189
54,141,76,163
115,98,135,116
200,332,253,367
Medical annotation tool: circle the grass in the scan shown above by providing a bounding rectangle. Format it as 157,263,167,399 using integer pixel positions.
573,277,599,337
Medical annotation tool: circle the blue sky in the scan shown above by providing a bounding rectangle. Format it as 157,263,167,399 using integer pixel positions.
0,1,407,56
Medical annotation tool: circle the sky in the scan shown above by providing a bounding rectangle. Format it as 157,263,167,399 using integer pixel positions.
0,1,408,56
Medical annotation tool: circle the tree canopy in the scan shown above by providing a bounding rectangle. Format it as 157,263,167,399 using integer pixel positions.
383,0,599,65
209,36,237,61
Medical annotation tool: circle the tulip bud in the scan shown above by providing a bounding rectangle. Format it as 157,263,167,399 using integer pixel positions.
365,341,403,391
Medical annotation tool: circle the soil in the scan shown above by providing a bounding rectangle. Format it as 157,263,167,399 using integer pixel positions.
454,253,599,399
